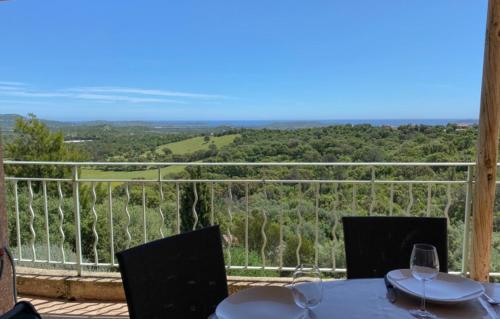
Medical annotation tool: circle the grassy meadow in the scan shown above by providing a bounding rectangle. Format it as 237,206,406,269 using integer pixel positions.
80,134,240,181
155,134,239,155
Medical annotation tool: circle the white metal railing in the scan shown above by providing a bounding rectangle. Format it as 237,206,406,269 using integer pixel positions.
3,161,499,277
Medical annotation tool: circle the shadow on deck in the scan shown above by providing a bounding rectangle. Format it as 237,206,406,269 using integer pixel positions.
20,296,129,319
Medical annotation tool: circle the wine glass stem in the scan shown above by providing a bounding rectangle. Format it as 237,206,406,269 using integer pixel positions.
421,280,426,312
304,307,312,319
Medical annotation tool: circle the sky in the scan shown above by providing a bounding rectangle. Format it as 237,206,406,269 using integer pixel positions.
0,0,489,121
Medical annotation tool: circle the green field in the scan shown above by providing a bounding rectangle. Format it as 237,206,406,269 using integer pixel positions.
156,134,239,155
82,165,185,181
81,134,239,182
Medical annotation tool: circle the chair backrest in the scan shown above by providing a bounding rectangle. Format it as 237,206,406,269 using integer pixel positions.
0,302,41,319
342,216,448,279
116,225,228,319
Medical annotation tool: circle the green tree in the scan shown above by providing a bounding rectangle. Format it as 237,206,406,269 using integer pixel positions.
180,167,211,232
5,114,87,178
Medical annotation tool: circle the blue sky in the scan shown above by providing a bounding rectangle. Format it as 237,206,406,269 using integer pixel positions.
0,0,488,121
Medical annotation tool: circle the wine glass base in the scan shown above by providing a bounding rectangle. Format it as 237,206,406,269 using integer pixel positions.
299,309,317,319
409,309,438,319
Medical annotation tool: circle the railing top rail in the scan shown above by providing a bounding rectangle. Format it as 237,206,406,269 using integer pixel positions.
4,177,471,183
2,160,483,167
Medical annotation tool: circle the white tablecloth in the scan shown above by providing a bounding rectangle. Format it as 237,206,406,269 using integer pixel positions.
312,279,498,319
216,279,500,319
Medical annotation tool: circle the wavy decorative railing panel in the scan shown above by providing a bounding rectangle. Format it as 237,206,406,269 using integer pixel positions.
3,161,499,277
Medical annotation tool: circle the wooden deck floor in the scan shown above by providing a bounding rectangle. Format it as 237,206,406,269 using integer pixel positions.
20,296,129,319
16,276,293,318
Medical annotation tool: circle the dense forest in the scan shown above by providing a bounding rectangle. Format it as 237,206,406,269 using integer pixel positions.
65,122,479,164
2,115,499,277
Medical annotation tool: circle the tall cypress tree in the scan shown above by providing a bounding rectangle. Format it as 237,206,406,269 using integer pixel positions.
180,166,211,232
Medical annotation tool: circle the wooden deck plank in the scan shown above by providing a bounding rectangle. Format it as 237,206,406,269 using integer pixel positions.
19,296,129,319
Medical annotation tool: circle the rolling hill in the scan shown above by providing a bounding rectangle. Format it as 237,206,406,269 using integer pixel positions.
155,134,239,155
81,134,240,182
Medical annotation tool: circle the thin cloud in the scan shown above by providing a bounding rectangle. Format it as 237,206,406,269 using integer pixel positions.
69,86,229,100
74,93,184,104
0,90,69,98
0,99,50,105
0,83,216,104
0,85,25,91
0,81,25,86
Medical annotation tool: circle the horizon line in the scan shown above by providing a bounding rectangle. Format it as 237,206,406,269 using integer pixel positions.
0,114,479,123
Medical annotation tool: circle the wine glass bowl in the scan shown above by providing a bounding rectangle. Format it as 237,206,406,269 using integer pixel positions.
291,264,323,319
409,244,440,319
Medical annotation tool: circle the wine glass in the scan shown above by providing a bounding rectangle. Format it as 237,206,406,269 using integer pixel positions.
291,264,323,319
409,244,440,319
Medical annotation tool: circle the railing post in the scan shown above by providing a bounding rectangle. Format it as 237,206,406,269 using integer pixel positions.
14,181,22,260
369,166,376,216
461,165,474,276
27,181,36,261
142,183,147,243
125,183,131,249
158,167,165,238
314,183,320,265
245,183,249,268
43,181,51,262
389,183,394,216
108,182,115,265
176,183,180,234
57,182,66,263
72,166,83,276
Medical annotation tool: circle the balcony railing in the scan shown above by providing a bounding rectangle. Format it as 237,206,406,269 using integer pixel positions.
3,161,499,277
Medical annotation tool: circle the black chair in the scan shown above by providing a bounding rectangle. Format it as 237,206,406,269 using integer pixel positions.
342,216,448,279
116,225,228,319
0,302,41,319
0,247,41,319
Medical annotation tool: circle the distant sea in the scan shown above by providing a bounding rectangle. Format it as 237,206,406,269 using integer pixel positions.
0,114,480,130
148,119,478,128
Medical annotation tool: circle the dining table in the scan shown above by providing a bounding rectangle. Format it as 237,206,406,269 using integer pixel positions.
215,279,500,319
